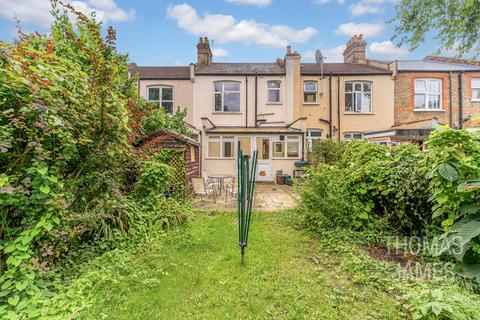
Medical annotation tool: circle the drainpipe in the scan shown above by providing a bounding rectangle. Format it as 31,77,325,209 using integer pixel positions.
245,76,249,127
337,76,341,142
328,73,333,139
255,73,258,127
449,72,453,128
458,72,464,129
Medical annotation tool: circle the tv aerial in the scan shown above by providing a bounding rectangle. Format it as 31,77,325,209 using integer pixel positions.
315,50,326,77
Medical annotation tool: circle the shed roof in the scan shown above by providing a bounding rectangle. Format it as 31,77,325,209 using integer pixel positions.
135,129,201,147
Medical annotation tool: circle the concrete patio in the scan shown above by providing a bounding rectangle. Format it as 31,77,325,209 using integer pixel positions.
193,183,297,212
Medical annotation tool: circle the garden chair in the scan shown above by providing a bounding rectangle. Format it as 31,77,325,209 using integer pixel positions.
224,177,238,205
191,177,217,205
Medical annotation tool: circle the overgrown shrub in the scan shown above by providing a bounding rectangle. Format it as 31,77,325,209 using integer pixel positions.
308,140,344,165
0,2,193,318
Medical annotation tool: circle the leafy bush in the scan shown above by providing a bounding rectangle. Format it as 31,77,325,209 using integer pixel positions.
309,140,344,165
0,3,193,318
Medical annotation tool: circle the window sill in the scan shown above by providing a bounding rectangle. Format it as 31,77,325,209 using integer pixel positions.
205,157,235,160
413,109,445,112
303,103,319,106
266,102,282,105
212,112,243,115
344,112,375,115
472,99,480,102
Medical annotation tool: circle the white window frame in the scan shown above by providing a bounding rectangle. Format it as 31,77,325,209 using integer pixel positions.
414,78,442,111
306,129,323,151
147,85,174,113
214,81,241,113
472,78,480,101
345,81,372,113
343,132,364,141
207,135,235,159
303,81,318,104
272,135,301,159
267,80,282,104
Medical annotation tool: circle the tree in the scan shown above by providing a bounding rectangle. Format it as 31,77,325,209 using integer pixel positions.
393,0,480,57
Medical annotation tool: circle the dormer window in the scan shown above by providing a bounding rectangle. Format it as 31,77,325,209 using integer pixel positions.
148,86,174,113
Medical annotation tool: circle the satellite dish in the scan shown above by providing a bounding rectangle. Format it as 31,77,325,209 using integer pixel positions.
315,50,324,65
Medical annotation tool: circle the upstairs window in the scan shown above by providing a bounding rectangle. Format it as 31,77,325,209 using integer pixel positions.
343,132,363,140
304,81,317,104
214,82,240,112
267,81,281,103
345,82,372,113
148,86,174,113
472,78,480,101
414,78,442,110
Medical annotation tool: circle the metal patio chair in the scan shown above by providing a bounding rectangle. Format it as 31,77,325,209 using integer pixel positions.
191,177,217,205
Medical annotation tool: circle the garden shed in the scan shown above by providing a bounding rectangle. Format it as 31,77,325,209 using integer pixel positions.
134,129,201,192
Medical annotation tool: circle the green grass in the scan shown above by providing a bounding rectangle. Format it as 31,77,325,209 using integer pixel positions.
72,211,401,319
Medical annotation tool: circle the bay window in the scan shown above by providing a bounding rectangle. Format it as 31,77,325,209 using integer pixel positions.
207,136,235,158
345,82,372,113
414,78,442,110
472,78,480,101
304,81,317,104
148,86,174,113
214,82,240,112
267,81,281,103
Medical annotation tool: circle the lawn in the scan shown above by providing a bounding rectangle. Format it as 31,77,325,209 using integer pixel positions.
73,211,401,319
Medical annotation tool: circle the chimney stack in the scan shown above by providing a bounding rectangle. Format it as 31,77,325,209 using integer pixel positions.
343,34,366,63
197,36,212,65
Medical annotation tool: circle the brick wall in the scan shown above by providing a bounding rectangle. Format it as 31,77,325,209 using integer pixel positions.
394,71,480,128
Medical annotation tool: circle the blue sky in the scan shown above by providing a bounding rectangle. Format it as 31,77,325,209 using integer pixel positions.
0,0,440,66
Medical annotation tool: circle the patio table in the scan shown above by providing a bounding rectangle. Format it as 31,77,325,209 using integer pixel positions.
208,174,233,195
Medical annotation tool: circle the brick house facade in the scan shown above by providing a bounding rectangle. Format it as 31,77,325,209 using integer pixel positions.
394,60,480,129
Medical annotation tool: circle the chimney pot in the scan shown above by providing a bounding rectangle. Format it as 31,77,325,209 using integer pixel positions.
197,36,212,65
287,46,292,55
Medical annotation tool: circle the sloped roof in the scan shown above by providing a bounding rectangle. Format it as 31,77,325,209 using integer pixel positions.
397,60,480,72
301,63,391,75
195,63,285,75
134,129,200,147
131,66,190,80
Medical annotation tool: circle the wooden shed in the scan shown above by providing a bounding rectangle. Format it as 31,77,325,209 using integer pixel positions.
134,129,201,192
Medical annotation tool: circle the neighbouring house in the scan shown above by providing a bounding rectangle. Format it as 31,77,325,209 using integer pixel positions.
365,56,480,144
129,35,479,180
298,34,395,145
134,129,201,192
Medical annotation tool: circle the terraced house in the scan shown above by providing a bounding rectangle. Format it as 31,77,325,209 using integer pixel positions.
129,36,479,181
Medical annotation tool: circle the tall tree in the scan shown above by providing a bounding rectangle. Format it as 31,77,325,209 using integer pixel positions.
393,0,480,57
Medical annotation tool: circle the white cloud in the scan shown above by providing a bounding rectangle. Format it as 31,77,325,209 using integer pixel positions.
334,22,384,37
369,40,409,59
167,4,317,49
0,0,135,28
225,0,272,7
303,45,346,63
212,48,229,57
349,3,384,16
313,0,345,4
